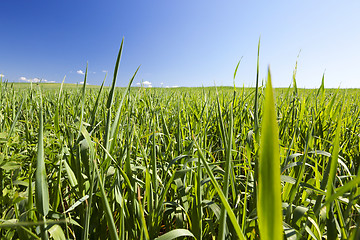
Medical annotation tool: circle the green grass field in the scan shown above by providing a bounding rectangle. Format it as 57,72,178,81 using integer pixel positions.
1,45,360,240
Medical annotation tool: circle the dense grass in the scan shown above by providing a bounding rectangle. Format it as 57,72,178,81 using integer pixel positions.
1,50,360,239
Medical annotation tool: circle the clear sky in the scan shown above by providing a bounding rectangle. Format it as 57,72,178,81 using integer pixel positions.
1,1,359,88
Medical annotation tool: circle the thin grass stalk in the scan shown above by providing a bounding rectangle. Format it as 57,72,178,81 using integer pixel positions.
252,37,261,213
217,103,233,239
88,74,106,130
54,76,65,134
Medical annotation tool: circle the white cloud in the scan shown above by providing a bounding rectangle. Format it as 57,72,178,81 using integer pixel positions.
136,81,152,88
19,77,53,83
0,74,4,78
77,70,85,75
165,85,179,88
20,77,41,83
102,70,108,73
93,72,96,74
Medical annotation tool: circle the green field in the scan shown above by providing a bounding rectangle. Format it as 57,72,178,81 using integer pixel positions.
1,50,360,240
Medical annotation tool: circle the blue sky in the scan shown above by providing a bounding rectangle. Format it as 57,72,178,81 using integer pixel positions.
1,1,359,88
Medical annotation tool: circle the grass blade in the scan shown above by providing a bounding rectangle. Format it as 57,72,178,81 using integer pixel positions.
257,68,283,240
35,90,49,240
80,125,119,240
192,135,245,240
155,229,195,240
217,103,234,239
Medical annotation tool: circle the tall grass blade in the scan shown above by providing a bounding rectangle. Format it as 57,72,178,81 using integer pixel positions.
109,66,140,153
325,104,342,240
88,75,106,129
103,38,124,167
81,125,119,240
78,64,88,134
35,90,50,240
217,103,234,239
257,68,283,240
54,76,65,133
254,37,261,140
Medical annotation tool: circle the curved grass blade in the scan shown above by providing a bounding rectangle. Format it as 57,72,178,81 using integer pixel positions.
48,224,66,240
233,57,242,84
321,175,360,210
155,229,195,240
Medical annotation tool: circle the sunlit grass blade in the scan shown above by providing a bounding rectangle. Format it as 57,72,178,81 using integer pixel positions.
155,229,195,240
257,68,283,240
48,224,66,240
321,175,360,209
